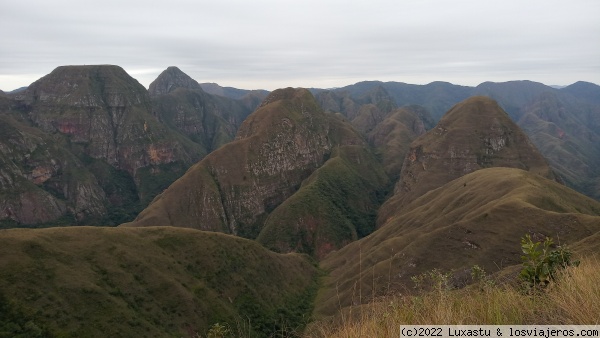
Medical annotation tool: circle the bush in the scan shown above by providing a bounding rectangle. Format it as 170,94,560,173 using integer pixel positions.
519,234,579,289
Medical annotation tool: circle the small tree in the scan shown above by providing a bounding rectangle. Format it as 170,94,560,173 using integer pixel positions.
519,234,579,290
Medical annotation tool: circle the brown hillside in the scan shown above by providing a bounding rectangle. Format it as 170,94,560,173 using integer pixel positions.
378,96,554,225
367,106,432,179
314,167,600,318
126,88,336,238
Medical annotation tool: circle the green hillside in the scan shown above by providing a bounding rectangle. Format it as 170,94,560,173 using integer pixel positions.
0,226,318,337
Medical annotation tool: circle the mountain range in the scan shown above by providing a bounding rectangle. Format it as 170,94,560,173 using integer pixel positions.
1,65,600,336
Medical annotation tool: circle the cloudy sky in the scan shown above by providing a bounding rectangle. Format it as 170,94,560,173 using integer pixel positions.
1,0,599,91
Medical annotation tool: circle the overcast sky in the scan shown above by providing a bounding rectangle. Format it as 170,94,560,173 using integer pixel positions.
1,0,599,91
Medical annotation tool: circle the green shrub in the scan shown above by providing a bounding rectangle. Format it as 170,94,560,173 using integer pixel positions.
519,234,579,289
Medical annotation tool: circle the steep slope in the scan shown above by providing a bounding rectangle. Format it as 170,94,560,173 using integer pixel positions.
257,142,390,259
127,88,391,255
128,88,334,238
323,80,600,201
518,91,600,199
0,226,318,337
315,167,600,317
149,67,258,152
21,65,205,205
0,114,108,226
378,96,554,223
366,105,434,179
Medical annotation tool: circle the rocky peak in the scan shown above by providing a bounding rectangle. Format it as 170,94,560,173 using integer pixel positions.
378,96,554,222
148,66,203,97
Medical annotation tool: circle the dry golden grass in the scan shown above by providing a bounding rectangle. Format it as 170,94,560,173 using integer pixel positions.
306,257,600,337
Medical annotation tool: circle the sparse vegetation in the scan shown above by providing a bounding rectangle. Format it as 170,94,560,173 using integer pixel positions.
307,256,600,337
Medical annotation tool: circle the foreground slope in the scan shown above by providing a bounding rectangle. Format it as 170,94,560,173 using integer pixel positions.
378,96,554,223
315,167,600,317
0,226,318,337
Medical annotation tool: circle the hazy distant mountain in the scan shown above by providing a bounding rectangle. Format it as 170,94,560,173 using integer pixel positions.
561,81,600,104
200,82,269,100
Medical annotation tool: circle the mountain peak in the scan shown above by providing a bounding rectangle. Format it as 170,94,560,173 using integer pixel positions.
148,66,203,96
378,96,554,221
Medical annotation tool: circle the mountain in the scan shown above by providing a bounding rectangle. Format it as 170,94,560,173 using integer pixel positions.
126,88,391,257
200,82,269,100
517,91,600,199
377,96,554,223
473,80,557,121
0,226,318,337
315,167,600,317
148,66,203,96
324,80,600,201
149,67,256,156
561,81,600,105
0,114,107,226
365,105,434,180
22,65,204,183
0,65,267,227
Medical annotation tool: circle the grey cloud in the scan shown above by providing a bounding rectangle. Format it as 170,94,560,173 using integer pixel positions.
1,0,598,91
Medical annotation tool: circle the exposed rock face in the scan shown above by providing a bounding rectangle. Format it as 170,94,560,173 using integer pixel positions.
127,88,390,256
0,115,106,225
23,65,202,175
378,96,555,224
128,88,332,235
148,66,203,97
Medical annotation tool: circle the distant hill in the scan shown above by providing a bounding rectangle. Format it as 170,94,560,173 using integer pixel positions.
561,81,600,105
0,226,318,337
315,167,600,317
200,82,269,100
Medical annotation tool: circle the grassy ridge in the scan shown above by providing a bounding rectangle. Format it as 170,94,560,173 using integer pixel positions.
0,226,318,337
315,167,600,318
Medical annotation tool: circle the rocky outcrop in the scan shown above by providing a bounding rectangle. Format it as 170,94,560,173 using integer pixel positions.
0,115,106,225
23,65,203,175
